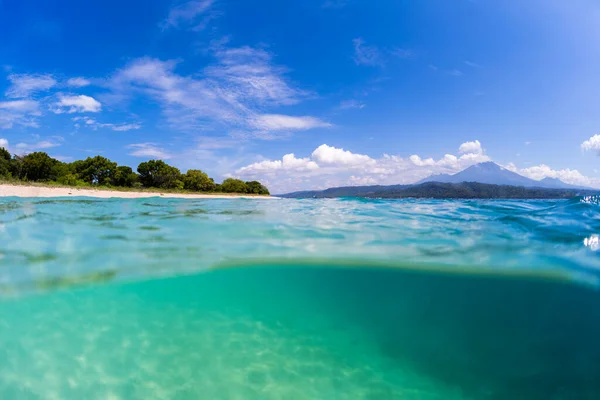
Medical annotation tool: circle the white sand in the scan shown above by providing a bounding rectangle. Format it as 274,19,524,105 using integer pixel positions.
0,184,275,199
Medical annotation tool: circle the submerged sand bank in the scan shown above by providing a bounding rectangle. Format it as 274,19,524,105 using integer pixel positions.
0,184,275,199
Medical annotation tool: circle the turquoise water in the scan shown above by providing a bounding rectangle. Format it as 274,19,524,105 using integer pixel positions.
1,197,600,398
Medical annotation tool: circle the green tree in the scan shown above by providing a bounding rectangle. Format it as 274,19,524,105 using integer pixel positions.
21,152,59,181
245,180,270,195
112,166,139,187
220,178,248,193
137,160,183,189
75,156,117,185
0,147,11,178
183,169,216,192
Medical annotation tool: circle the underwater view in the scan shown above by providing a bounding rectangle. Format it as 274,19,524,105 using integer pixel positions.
2,197,600,399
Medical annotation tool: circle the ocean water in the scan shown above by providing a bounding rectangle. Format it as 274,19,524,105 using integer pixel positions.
1,197,600,399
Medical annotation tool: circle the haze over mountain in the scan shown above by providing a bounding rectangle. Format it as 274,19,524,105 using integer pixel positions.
417,162,591,190
278,162,595,198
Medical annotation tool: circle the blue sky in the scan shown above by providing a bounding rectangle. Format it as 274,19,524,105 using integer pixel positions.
1,0,600,192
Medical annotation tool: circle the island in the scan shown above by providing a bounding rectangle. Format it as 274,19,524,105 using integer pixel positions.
0,147,270,199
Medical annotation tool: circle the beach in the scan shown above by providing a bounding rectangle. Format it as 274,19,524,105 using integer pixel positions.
0,184,274,199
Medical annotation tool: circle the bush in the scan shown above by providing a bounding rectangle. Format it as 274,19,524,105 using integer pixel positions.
137,160,182,189
246,180,270,195
75,156,117,185
21,152,58,181
221,178,248,193
183,169,216,192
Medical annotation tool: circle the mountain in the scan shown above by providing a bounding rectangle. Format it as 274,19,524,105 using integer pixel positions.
418,162,593,190
418,162,537,187
277,162,597,198
279,181,597,199
537,177,591,190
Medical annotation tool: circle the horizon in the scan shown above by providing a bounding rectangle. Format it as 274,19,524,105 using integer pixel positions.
1,0,600,193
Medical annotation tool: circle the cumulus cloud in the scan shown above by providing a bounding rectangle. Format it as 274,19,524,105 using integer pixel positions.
52,94,102,113
581,134,600,155
311,144,374,166
107,45,322,137
0,138,8,149
502,161,600,189
66,77,91,87
5,74,56,98
127,143,172,159
458,140,483,155
235,141,493,193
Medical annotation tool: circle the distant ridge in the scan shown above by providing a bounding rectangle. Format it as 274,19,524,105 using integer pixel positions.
278,162,596,198
417,162,591,190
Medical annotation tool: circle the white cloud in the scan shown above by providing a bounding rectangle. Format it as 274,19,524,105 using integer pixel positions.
250,114,330,131
73,117,141,131
0,100,41,129
312,144,374,166
107,45,320,137
238,153,319,173
53,95,102,113
352,38,383,67
464,61,481,68
112,123,141,131
161,0,214,30
236,141,494,193
338,99,365,110
127,143,172,159
512,163,600,188
5,74,56,98
66,77,91,87
0,138,8,149
458,140,483,155
12,139,62,155
581,134,600,155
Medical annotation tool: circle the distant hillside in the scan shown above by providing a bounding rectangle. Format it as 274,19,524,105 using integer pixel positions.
278,181,597,199
417,161,590,190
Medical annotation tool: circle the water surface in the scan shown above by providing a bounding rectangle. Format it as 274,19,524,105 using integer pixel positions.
1,197,600,399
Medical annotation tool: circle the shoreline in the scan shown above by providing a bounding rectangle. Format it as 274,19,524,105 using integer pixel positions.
0,184,276,199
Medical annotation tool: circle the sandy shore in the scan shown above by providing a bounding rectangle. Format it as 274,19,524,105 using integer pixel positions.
0,184,275,199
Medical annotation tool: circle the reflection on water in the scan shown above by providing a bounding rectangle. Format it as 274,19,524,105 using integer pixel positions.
1,266,600,399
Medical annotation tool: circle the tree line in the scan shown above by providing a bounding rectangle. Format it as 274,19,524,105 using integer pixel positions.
0,147,269,195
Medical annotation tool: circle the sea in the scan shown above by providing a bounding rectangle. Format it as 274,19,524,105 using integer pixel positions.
1,196,600,399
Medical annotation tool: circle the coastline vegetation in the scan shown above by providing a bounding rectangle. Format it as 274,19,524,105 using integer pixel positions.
0,147,269,195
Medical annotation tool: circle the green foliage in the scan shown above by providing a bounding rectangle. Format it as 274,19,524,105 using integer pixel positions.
183,169,216,192
0,147,270,194
75,156,118,185
137,160,183,189
221,178,248,193
0,147,11,177
112,166,139,187
56,173,86,186
0,147,10,162
21,152,59,181
245,180,270,195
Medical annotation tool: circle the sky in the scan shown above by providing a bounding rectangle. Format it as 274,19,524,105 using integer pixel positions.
1,0,600,193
